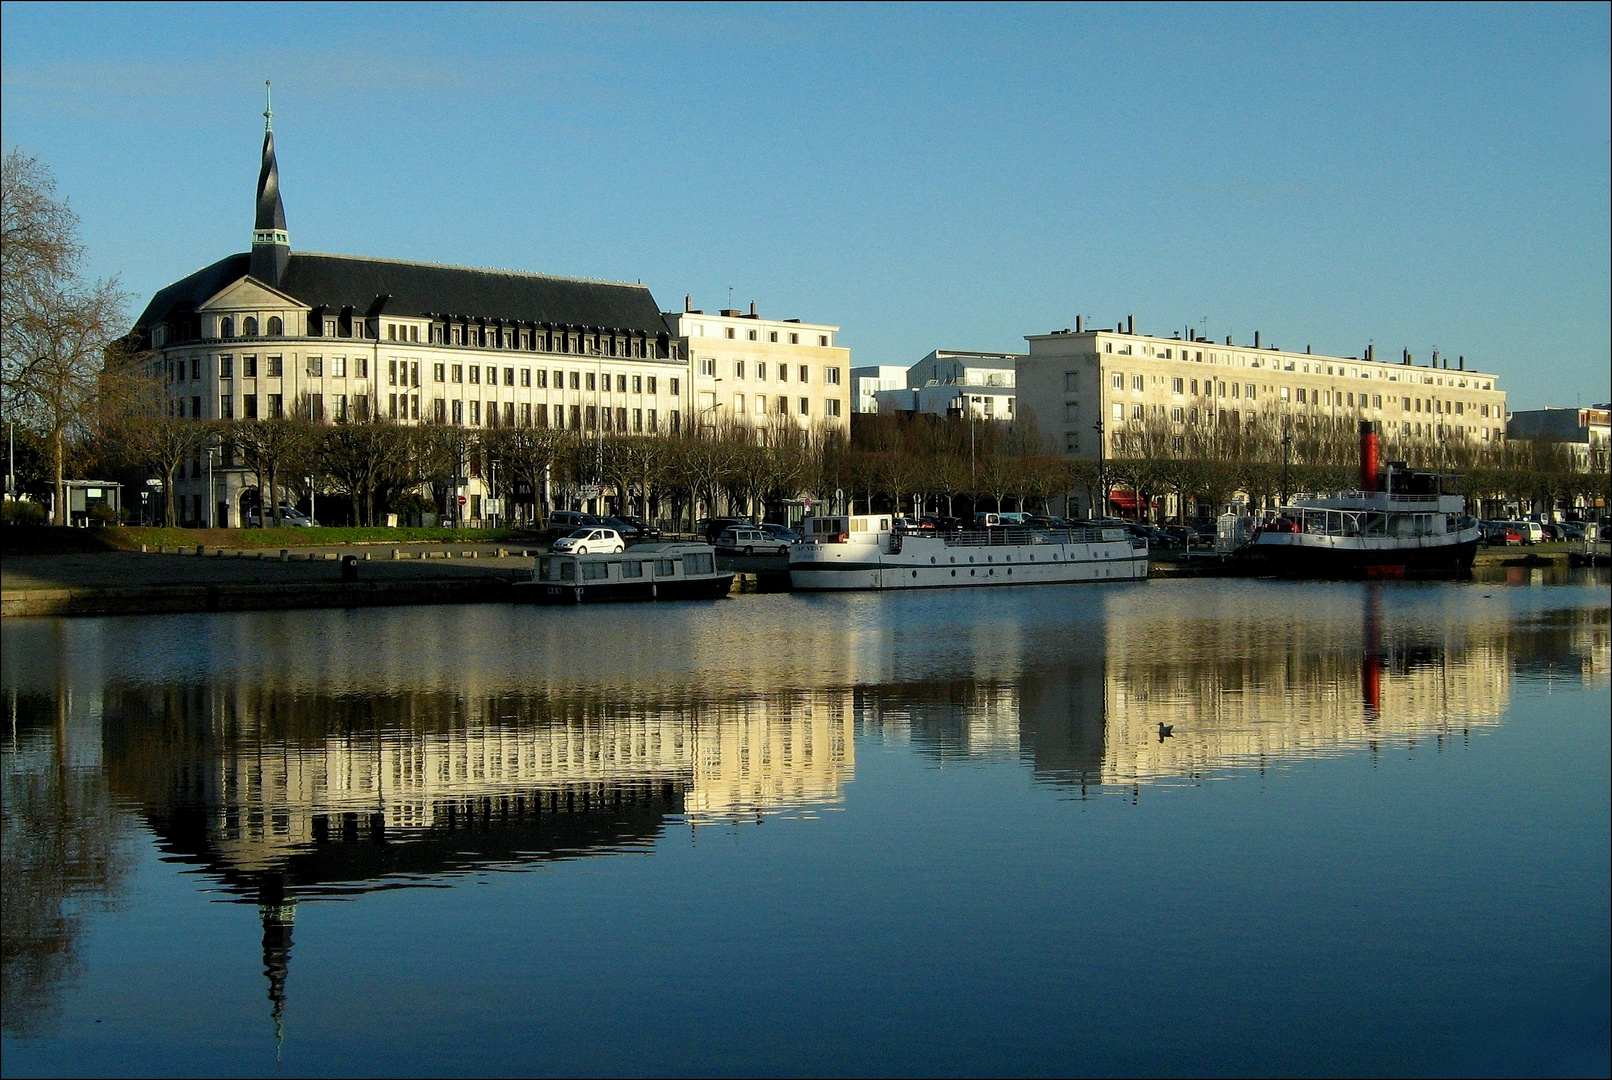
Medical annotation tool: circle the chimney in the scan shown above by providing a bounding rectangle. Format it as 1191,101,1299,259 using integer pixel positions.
1458,355,1465,371
1075,315,1083,333
1403,349,1411,365
749,301,757,317
1359,420,1381,493
1126,314,1134,334
1366,344,1374,363
1254,330,1261,348
1433,349,1441,368
1225,335,1232,346
1306,345,1312,354
685,295,691,312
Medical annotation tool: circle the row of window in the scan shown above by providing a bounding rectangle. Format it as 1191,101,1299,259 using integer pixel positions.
1095,346,1495,390
1102,369,1499,418
724,394,843,418
690,323,830,347
696,357,842,384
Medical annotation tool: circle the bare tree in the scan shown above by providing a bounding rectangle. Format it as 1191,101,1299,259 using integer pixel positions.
2,151,129,523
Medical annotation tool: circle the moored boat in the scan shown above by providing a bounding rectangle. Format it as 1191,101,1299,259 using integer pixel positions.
515,542,734,604
788,513,1147,591
1246,421,1480,579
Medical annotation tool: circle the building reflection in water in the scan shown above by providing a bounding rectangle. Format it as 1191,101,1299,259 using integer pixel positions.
2,582,1607,1040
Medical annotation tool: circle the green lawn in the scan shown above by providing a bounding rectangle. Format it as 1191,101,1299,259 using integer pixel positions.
83,526,536,551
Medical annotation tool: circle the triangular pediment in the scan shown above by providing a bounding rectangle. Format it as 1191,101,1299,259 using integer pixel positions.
199,275,307,312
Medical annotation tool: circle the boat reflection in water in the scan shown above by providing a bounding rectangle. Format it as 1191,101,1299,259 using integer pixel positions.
2,579,1607,1044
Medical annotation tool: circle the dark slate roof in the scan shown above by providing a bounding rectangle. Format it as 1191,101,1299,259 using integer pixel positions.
135,252,670,335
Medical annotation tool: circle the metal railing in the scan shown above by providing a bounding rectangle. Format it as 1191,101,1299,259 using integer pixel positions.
937,526,1125,548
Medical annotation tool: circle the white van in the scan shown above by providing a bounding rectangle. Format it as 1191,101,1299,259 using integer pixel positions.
1507,520,1544,544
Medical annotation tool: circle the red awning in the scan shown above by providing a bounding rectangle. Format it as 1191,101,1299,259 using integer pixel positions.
1107,490,1139,510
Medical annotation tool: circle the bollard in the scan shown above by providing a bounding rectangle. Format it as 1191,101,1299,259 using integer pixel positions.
392,548,400,560
446,551,454,559
280,549,289,562
141,543,148,553
497,547,507,558
341,554,359,581
469,550,477,559
216,548,224,557
364,551,372,561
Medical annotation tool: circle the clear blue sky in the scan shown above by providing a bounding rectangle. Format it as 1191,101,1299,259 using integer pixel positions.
3,2,1607,410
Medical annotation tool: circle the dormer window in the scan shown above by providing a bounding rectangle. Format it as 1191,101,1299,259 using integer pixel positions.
325,318,337,337
243,316,259,336
267,316,283,336
220,317,234,338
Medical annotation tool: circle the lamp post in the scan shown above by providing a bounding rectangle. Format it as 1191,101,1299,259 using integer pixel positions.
206,444,217,528
1092,418,1106,520
1280,430,1293,508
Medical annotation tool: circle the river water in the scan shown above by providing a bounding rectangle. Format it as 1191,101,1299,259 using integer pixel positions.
2,572,1608,1077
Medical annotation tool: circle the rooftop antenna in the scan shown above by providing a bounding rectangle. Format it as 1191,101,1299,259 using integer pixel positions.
728,287,734,309
264,80,273,131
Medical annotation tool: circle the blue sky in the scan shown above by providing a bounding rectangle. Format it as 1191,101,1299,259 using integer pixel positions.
2,2,1607,409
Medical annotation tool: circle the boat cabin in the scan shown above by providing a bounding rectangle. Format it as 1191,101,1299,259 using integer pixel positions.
803,516,891,543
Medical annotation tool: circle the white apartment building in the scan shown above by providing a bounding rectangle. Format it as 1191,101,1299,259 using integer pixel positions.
871,349,1022,420
1016,324,1506,459
666,302,851,435
1506,407,1611,473
851,365,910,413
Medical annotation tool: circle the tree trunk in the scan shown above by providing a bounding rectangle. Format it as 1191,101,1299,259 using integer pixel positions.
162,465,177,527
51,425,65,526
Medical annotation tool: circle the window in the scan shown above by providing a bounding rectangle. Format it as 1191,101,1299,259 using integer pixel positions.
331,357,346,378
799,365,809,382
757,362,768,381
827,367,841,385
585,372,595,391
267,355,283,378
748,329,757,341
506,367,516,386
1111,373,1124,389
220,317,235,338
504,402,515,426
725,327,735,339
533,369,545,388
190,357,202,380
776,396,788,415
826,398,841,418
789,333,799,345
778,365,788,383
220,394,234,419
1373,394,1382,409
332,394,348,422
1131,374,1143,392
267,393,283,418
648,408,658,432
734,393,746,413
220,355,234,379
755,395,766,415
452,365,463,383
735,360,746,379
244,316,259,336
1132,404,1144,420
306,356,323,377
818,335,828,347
670,378,680,395
699,357,716,376
1280,387,1290,401
1172,377,1183,394
243,355,258,378
647,375,657,394
800,397,810,415
1112,403,1123,422
1172,407,1184,422
616,374,627,393
243,394,257,419
769,331,778,343
267,316,283,336
470,366,481,385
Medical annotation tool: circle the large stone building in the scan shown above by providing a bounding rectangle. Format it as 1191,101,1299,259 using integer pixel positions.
133,110,695,525
1016,319,1506,459
665,302,851,434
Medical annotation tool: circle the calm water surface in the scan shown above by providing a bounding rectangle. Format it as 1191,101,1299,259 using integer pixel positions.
2,574,1608,1077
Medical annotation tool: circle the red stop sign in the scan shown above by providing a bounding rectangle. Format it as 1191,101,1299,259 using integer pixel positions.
456,495,467,506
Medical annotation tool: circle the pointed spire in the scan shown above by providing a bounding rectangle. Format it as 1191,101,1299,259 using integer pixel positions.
264,80,273,132
251,85,290,287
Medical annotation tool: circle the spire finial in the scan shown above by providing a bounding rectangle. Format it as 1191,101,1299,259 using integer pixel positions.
264,81,273,132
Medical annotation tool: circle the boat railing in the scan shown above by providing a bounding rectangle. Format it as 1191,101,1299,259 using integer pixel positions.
941,526,1120,548
1261,507,1455,539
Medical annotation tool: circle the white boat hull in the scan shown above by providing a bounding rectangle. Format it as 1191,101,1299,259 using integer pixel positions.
789,532,1147,592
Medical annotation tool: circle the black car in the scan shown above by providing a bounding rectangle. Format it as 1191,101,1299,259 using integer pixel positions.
697,516,753,544
544,510,604,538
608,515,663,542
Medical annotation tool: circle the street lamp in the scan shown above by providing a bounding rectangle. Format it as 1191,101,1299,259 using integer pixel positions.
1280,429,1293,508
1092,418,1106,520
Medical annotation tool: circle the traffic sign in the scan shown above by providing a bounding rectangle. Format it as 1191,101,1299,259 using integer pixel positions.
456,495,467,506
578,485,602,500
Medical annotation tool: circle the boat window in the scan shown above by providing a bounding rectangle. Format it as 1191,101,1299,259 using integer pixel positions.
559,560,576,581
538,557,551,579
583,562,609,581
622,560,644,579
879,518,889,530
655,558,678,576
851,519,867,533
683,552,714,576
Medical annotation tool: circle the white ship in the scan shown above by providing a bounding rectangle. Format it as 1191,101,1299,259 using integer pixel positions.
788,514,1148,591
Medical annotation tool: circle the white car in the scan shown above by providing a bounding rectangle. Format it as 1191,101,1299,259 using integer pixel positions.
715,526,789,556
551,527,625,554
248,505,318,527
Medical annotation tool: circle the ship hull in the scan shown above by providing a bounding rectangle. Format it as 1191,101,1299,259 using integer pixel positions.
1247,531,1479,579
515,574,735,604
789,533,1147,592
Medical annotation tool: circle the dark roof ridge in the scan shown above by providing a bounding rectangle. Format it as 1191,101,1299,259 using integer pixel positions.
292,251,651,291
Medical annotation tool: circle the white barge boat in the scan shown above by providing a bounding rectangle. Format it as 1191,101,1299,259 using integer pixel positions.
788,514,1147,591
1246,422,1480,578
515,542,734,604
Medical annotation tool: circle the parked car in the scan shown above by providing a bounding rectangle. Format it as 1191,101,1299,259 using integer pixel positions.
1508,520,1544,544
1480,520,1523,546
607,515,662,542
545,510,604,537
551,527,625,554
247,505,318,527
715,526,789,556
1558,521,1588,541
698,516,754,544
759,522,802,544
921,515,963,533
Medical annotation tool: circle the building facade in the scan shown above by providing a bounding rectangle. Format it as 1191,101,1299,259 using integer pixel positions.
134,113,691,526
665,303,851,436
1506,407,1611,473
851,365,910,413
1017,326,1506,459
868,349,1021,420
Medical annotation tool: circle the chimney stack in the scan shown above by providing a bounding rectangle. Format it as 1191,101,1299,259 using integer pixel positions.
1403,349,1411,365
1254,330,1261,348
685,295,691,312
749,301,757,317
1075,315,1083,333
1126,314,1134,334
1225,335,1232,346
1458,355,1465,371
1366,344,1374,362
1433,349,1441,368
1359,421,1381,493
